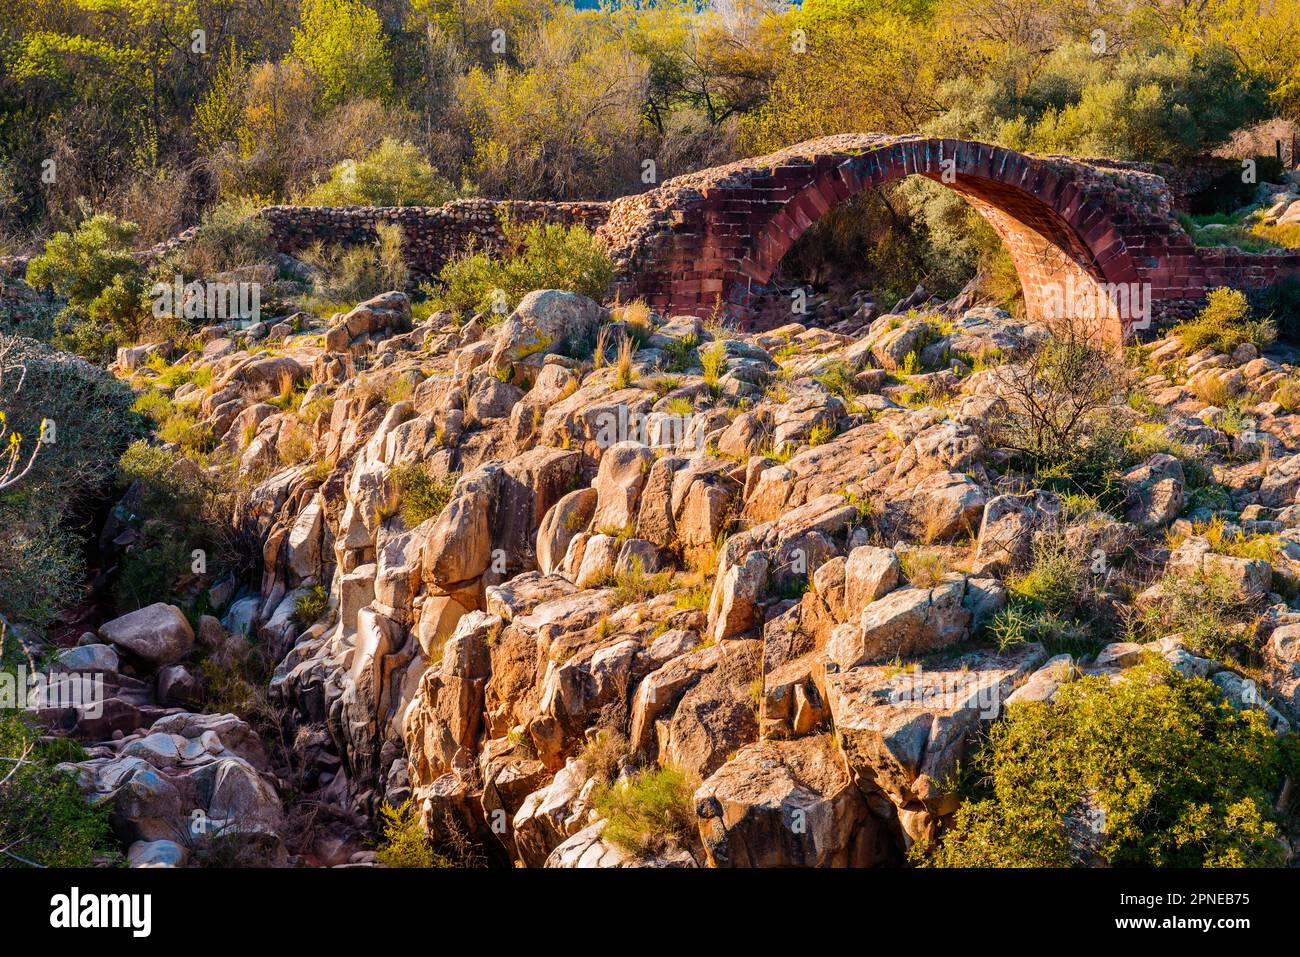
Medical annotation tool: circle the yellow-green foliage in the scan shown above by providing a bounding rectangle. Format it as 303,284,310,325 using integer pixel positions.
593,764,697,858
302,221,409,306
436,220,615,319
1251,221,1300,249
293,583,329,627
610,557,672,607
302,138,455,207
291,0,392,106
924,660,1296,867
393,462,458,527
25,214,148,361
807,422,835,446
375,800,451,868
899,549,946,588
1173,287,1275,353
699,340,728,398
1141,566,1259,661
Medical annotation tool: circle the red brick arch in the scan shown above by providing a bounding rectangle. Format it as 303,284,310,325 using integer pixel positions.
598,133,1300,341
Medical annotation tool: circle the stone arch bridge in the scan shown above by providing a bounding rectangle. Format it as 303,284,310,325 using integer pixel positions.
596,133,1300,341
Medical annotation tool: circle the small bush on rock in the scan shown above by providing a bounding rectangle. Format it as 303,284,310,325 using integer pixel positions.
1140,567,1258,661
376,799,451,868
1173,287,1275,353
610,558,672,607
392,462,457,527
593,764,697,858
992,329,1129,488
178,196,274,276
293,584,330,628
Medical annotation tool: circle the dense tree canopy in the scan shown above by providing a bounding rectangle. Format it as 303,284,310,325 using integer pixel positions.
0,0,1293,249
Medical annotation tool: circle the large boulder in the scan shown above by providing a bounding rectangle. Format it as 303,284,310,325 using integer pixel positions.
842,545,900,618
974,492,1060,571
422,490,492,587
824,645,1045,842
1166,536,1272,600
1122,454,1185,527
591,441,655,531
825,578,972,669
694,735,895,867
98,603,195,668
490,290,604,367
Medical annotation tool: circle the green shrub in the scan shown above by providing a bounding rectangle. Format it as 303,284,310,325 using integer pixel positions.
179,197,274,276
0,519,84,634
436,220,614,318
1173,287,1276,353
610,558,673,607
0,336,139,630
196,643,272,723
663,334,700,374
1008,535,1085,614
25,214,139,307
393,462,457,527
1140,567,1257,661
113,440,248,613
579,729,629,785
158,407,215,455
0,711,114,867
303,139,455,208
376,799,450,868
986,534,1098,656
813,360,858,401
924,660,1296,867
699,340,728,398
293,583,329,628
24,215,149,361
593,764,697,858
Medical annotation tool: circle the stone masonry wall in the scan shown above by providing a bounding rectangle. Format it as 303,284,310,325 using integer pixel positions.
258,199,612,285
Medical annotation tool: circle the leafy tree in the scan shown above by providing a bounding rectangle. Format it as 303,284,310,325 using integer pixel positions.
195,40,249,155
926,660,1297,867
454,11,649,199
1198,0,1300,119
930,41,1269,164
739,9,957,153
291,0,393,107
